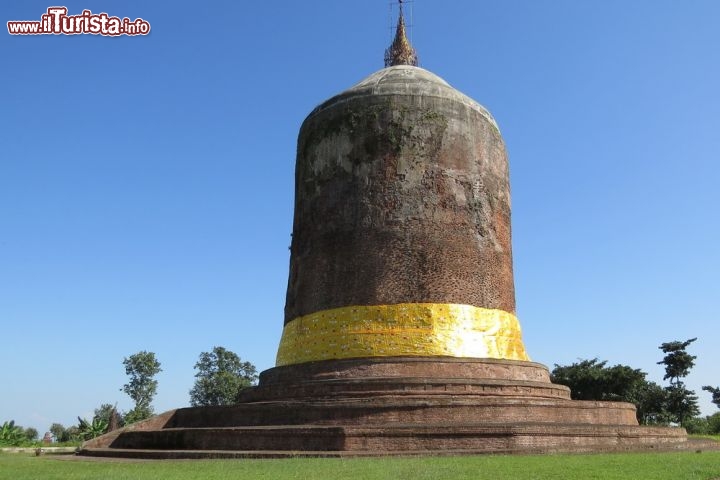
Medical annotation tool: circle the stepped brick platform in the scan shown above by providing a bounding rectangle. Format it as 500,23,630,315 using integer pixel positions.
79,358,688,458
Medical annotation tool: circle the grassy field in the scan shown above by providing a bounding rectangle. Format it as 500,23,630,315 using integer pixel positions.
2,451,720,480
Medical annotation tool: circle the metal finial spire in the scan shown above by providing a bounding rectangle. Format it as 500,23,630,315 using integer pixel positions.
384,1,418,67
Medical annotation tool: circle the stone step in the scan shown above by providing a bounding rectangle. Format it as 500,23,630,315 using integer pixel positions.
237,377,571,402
80,422,689,457
164,396,637,429
259,357,553,384
79,441,698,460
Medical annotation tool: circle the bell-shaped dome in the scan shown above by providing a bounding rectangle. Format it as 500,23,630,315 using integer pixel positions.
311,65,499,133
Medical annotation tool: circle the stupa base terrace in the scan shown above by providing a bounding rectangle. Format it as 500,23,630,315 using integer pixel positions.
79,357,689,458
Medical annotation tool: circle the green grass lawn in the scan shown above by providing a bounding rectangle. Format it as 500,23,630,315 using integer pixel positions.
2,451,720,480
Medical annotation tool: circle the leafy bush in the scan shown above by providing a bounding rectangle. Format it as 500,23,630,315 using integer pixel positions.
684,416,710,434
50,423,68,443
94,404,124,430
124,405,153,425
77,417,108,440
0,420,26,446
23,427,38,441
708,412,720,434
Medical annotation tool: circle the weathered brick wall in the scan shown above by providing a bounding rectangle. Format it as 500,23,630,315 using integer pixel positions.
285,66,515,323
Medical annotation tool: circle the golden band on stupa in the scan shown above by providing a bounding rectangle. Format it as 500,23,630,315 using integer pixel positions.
276,303,528,366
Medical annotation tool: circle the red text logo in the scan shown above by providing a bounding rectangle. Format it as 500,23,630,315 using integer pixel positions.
8,7,151,36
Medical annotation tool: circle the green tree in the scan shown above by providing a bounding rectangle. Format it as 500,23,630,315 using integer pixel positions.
48,423,81,443
551,359,647,401
708,412,720,434
665,383,700,427
657,338,697,383
121,350,162,423
702,385,720,408
551,358,669,425
123,405,154,424
23,427,38,441
627,380,672,425
552,359,608,400
683,416,710,435
49,423,68,443
189,346,258,407
657,338,700,427
64,426,81,442
94,403,124,430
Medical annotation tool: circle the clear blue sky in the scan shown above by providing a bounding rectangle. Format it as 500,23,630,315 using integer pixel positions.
2,1,718,435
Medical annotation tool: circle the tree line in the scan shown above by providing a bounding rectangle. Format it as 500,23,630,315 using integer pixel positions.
1,346,257,446
551,338,720,434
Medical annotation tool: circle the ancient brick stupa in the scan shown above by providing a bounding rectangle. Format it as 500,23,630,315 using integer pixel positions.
81,5,687,458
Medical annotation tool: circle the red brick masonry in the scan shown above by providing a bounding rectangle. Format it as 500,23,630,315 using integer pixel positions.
80,357,687,458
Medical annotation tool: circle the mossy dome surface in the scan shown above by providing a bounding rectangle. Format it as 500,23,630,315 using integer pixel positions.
308,65,498,131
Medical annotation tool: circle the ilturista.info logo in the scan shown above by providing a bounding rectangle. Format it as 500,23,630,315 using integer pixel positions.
8,7,150,36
